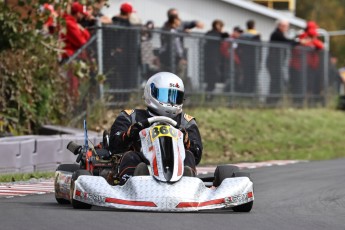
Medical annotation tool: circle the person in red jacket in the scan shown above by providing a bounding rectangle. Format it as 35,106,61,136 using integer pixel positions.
60,2,91,101
60,2,91,61
289,26,324,104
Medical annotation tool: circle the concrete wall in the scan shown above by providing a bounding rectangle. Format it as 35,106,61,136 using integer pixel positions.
0,134,102,174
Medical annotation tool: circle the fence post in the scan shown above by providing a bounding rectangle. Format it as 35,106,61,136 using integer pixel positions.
96,18,104,100
301,48,307,104
280,46,284,99
229,41,235,106
323,50,329,104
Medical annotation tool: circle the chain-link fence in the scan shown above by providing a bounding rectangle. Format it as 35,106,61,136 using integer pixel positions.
68,25,336,108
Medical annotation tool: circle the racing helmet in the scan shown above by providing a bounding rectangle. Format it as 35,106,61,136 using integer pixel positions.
144,72,185,118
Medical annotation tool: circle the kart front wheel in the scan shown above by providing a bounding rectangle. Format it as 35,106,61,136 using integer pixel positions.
232,201,253,212
232,171,253,212
213,165,239,187
70,170,92,209
55,164,80,205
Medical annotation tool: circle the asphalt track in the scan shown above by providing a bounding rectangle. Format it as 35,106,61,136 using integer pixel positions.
0,158,344,230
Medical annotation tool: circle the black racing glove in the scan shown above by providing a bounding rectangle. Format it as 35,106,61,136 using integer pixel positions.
125,119,150,142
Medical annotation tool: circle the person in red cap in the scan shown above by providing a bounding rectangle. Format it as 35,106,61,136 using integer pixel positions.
104,2,138,92
289,21,324,104
111,2,135,26
59,1,91,101
60,2,90,60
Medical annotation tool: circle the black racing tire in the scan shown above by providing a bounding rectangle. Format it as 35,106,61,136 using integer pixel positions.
233,172,251,180
232,171,253,212
213,165,239,187
232,201,253,212
55,164,79,205
56,164,80,172
70,170,92,209
55,197,70,204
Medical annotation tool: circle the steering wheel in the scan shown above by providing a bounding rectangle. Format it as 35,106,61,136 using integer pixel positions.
147,116,177,127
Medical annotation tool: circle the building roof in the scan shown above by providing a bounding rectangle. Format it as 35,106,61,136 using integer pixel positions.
221,0,306,28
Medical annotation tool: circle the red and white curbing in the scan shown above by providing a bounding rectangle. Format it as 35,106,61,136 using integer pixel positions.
0,160,301,199
0,181,54,198
197,160,302,174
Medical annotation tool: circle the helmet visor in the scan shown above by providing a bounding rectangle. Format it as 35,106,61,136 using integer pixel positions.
151,84,184,105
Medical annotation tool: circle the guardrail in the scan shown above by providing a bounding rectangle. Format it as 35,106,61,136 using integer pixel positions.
0,131,102,174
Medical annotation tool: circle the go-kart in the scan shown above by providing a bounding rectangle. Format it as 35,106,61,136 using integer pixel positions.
54,117,254,212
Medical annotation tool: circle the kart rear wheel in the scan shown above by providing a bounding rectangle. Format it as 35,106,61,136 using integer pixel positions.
56,164,80,172
70,170,92,209
213,165,239,187
55,164,80,204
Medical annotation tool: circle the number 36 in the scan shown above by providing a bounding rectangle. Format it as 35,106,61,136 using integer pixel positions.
151,125,177,139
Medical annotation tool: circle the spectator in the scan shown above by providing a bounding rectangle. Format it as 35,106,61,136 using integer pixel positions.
266,19,299,104
79,0,112,33
238,19,262,94
112,2,133,26
328,56,341,92
289,27,324,104
59,2,90,100
60,2,90,62
140,21,160,81
220,26,243,92
164,8,204,32
204,19,226,93
159,8,204,84
159,16,188,82
104,2,138,91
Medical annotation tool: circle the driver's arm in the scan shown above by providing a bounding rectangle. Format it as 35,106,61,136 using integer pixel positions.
185,121,203,165
109,112,132,154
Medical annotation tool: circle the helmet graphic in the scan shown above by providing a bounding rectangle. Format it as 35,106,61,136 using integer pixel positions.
144,72,185,118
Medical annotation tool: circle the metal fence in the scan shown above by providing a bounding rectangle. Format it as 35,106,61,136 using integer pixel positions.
69,25,336,108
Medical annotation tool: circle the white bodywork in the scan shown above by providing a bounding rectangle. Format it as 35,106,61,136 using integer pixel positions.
73,175,254,212
140,123,185,182
68,116,254,212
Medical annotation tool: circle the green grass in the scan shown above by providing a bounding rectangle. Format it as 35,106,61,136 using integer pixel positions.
0,172,55,183
185,108,345,165
2,108,345,181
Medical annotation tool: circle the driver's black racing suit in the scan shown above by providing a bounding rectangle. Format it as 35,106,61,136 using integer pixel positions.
109,109,203,184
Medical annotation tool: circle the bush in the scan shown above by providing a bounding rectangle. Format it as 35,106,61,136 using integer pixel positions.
0,2,73,135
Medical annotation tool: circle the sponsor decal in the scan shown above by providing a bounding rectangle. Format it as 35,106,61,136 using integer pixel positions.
169,83,180,88
75,190,105,203
87,193,105,203
230,194,248,203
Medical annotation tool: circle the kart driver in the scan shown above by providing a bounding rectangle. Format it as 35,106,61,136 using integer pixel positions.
109,72,203,184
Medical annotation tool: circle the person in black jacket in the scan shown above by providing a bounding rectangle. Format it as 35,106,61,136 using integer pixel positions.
109,72,203,184
266,19,299,104
204,20,227,93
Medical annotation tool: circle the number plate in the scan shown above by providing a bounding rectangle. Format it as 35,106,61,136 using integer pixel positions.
150,125,177,140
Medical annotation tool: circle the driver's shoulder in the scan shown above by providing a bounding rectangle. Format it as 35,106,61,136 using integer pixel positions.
181,112,196,125
122,108,146,116
122,109,135,116
121,109,148,122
